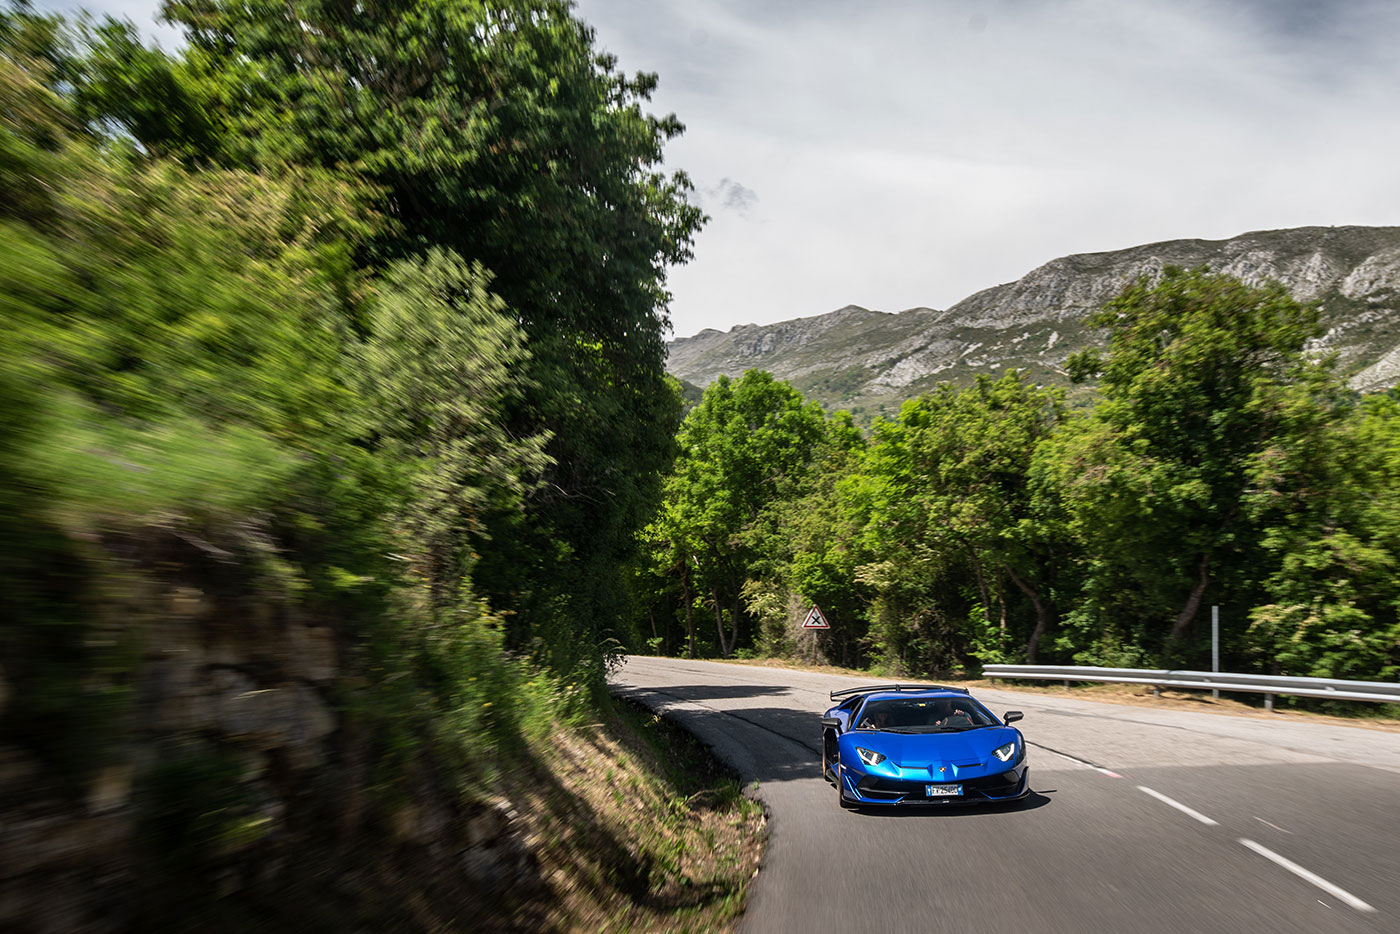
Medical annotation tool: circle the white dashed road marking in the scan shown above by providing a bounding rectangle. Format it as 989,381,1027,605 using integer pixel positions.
1238,839,1377,913
1136,786,1219,825
1253,816,1292,834
1132,790,1378,914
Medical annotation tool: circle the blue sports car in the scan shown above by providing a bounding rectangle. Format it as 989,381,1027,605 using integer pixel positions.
821,684,1029,808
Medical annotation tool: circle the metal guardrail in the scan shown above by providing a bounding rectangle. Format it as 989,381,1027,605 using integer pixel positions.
982,664,1400,710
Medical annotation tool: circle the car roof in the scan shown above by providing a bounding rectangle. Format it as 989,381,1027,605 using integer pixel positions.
862,689,974,702
831,683,974,703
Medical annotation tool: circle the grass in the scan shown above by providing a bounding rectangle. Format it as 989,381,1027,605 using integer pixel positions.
503,695,767,933
240,692,767,934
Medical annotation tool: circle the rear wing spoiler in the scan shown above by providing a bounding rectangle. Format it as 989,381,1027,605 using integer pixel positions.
829,683,970,701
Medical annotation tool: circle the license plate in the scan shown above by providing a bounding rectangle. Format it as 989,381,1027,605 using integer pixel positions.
926,783,962,797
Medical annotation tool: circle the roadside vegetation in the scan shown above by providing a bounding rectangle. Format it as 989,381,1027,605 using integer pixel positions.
5,0,1396,927
638,271,1400,705
0,1,761,930
517,698,765,933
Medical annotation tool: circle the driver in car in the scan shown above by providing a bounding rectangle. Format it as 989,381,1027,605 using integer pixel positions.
937,704,974,728
858,709,892,730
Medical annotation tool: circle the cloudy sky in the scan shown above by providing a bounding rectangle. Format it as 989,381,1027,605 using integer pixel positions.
34,0,1400,338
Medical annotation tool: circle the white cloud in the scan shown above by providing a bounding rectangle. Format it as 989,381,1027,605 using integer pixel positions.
31,0,1400,338
577,0,1400,336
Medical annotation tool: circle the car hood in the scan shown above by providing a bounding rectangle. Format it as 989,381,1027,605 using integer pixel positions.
847,727,1016,767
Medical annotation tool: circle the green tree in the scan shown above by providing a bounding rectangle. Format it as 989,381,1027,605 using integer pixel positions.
67,0,704,675
745,410,867,664
1242,391,1400,681
355,249,551,614
648,371,830,657
854,372,1065,670
1064,266,1332,656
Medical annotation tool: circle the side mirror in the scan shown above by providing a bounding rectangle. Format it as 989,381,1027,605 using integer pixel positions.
1003,711,1024,724
821,717,841,730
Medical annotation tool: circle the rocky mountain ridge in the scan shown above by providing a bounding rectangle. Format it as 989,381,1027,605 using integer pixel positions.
667,225,1400,416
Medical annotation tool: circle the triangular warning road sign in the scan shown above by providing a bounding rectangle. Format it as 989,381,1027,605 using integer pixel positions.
802,605,830,629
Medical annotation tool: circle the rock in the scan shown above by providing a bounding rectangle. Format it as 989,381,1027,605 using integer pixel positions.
0,876,101,934
465,802,513,848
287,625,337,683
215,680,335,768
391,797,452,845
213,868,243,898
86,764,134,815
390,802,422,843
0,812,128,878
461,829,535,891
0,746,40,792
204,636,246,669
460,845,509,887
1341,246,1400,299
231,748,270,782
166,585,208,620
145,649,216,732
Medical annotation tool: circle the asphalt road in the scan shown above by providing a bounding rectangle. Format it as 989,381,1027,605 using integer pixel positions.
611,656,1400,934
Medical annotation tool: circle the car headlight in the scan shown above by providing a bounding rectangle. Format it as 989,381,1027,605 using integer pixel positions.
855,746,886,766
992,740,1017,762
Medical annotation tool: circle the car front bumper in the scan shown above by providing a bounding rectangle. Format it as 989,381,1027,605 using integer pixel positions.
837,762,1030,806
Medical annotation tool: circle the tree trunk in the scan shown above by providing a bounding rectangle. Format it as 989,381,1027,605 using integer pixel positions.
1170,554,1211,640
971,553,993,620
681,564,695,658
712,587,736,657
1005,564,1054,664
997,571,1007,634
732,589,744,657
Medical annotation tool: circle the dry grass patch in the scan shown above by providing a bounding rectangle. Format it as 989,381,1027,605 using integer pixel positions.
508,698,766,933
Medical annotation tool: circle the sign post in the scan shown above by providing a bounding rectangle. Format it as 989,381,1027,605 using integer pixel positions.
802,605,830,666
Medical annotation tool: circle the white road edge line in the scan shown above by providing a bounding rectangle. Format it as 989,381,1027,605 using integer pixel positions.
1031,744,1122,778
1136,786,1218,825
1239,839,1377,913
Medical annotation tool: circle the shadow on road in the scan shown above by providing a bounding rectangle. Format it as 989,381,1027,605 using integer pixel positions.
632,683,792,701
849,790,1054,818
618,687,826,784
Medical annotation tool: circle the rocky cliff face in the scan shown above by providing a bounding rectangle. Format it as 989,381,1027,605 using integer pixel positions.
0,528,535,933
666,226,1400,415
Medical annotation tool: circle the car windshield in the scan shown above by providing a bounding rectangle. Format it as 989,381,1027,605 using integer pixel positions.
853,697,997,732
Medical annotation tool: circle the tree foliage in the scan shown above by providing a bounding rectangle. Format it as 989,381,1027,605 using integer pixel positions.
2,0,695,824
638,270,1400,695
645,371,834,657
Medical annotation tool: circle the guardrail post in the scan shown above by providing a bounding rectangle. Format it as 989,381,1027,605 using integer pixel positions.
1265,693,1274,713
1063,679,1070,691
1153,685,1160,698
1211,606,1220,700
